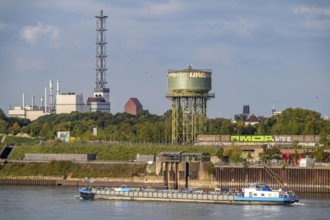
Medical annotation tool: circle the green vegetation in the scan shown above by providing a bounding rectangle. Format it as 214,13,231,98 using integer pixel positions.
0,161,146,178
223,145,245,163
1,108,329,145
3,136,38,145
258,145,282,162
9,143,221,161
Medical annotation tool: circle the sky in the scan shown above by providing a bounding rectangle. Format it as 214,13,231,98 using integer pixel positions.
0,0,329,119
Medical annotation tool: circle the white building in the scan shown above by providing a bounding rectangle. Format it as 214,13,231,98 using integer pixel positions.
56,92,90,114
8,93,50,121
87,88,110,113
8,106,50,121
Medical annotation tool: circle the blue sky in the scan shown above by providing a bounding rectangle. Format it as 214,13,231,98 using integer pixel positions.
0,0,329,119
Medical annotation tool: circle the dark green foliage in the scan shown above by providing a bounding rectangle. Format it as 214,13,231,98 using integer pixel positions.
0,108,329,144
314,148,327,162
0,161,147,178
234,114,247,122
270,108,323,135
206,118,234,134
259,146,281,162
10,143,223,161
215,148,224,160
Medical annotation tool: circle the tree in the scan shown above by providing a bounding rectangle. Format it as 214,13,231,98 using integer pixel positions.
0,119,8,134
10,122,21,135
234,114,247,122
314,148,326,162
216,148,224,160
319,132,330,148
270,108,322,135
223,145,243,163
40,122,52,139
234,121,245,135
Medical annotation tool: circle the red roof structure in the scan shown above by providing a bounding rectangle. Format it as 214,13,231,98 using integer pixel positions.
124,98,143,115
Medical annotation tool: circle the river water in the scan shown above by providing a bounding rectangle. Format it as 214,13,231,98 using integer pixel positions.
0,186,329,220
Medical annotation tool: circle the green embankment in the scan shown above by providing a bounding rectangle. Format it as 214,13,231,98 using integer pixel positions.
0,161,147,178
10,143,220,161
1,136,38,145
2,140,220,179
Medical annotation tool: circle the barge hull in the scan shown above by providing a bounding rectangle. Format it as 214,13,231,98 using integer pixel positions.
93,189,297,205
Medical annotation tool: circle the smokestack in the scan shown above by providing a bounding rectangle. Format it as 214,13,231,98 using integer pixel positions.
49,80,53,112
22,93,25,110
32,96,35,109
41,96,44,110
45,87,47,112
57,80,60,95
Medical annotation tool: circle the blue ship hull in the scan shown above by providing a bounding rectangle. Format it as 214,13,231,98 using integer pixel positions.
234,196,299,205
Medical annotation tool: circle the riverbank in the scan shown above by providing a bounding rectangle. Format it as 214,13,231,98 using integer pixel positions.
0,176,164,189
0,174,218,190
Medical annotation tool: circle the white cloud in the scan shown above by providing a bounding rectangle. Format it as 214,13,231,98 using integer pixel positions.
293,6,330,31
20,22,60,46
293,6,330,16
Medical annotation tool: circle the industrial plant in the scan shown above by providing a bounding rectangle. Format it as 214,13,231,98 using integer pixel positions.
8,10,111,120
7,10,217,146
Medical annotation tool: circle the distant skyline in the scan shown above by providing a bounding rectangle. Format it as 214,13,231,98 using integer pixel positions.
0,0,329,119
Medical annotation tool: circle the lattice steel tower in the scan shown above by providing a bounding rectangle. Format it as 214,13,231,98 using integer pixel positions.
166,66,215,144
95,10,108,89
87,10,110,113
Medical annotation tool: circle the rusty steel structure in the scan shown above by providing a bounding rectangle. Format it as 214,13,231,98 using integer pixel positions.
166,66,214,144
215,166,330,193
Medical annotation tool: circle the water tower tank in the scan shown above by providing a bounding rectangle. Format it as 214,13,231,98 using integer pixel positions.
168,66,211,94
166,65,214,144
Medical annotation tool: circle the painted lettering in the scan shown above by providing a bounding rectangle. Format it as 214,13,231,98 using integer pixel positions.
168,72,211,78
230,136,275,142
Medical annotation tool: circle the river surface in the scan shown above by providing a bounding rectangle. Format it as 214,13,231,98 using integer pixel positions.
0,186,329,220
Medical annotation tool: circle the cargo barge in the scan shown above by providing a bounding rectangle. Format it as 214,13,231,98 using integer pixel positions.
83,185,299,205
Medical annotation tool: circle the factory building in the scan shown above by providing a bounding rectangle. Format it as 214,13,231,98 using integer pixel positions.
56,92,90,114
124,98,143,115
8,106,49,121
8,11,111,119
8,93,49,121
87,88,110,113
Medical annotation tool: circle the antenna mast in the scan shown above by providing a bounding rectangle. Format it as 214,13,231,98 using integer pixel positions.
95,10,108,89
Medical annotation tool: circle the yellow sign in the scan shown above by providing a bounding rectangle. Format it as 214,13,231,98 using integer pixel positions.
231,136,275,142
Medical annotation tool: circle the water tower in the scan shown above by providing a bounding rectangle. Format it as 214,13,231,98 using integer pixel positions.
166,65,215,144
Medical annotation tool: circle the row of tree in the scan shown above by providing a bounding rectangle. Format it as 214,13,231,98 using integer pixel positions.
0,108,329,145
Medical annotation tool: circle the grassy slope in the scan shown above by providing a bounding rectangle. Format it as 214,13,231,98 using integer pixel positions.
3,139,220,179
0,161,147,178
10,143,220,161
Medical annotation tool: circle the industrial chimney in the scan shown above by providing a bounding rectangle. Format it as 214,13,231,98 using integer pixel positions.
57,80,60,95
49,80,53,113
32,96,35,110
40,96,44,111
22,93,25,110
44,87,47,112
